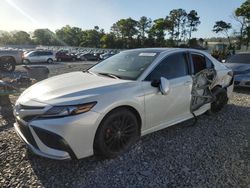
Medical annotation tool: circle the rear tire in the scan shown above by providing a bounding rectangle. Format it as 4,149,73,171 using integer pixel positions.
209,87,228,113
94,108,140,158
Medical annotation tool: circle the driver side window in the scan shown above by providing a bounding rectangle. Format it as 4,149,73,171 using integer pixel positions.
145,52,188,81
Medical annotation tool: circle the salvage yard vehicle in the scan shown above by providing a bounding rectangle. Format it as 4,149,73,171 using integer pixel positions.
13,48,234,160
0,50,23,72
78,53,100,61
23,50,56,64
55,51,77,62
224,52,250,88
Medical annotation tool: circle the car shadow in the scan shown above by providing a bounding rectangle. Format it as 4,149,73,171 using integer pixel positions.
27,103,250,187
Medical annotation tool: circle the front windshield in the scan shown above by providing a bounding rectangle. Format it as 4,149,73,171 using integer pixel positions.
227,54,250,64
89,51,159,80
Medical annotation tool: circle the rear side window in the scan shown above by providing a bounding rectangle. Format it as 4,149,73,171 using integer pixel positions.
191,54,207,74
37,51,44,56
146,52,188,80
205,57,214,69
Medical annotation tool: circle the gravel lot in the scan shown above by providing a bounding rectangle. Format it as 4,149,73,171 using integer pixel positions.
0,62,250,187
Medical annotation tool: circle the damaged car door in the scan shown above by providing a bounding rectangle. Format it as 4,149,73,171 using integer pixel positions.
190,52,217,113
143,52,193,131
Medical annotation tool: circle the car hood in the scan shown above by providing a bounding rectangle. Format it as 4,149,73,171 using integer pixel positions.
17,71,132,106
224,63,250,75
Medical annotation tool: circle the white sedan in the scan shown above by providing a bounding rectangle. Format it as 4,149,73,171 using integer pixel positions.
14,48,234,160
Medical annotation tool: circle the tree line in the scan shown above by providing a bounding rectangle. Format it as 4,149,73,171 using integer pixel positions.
212,0,250,50
0,8,201,49
0,1,249,50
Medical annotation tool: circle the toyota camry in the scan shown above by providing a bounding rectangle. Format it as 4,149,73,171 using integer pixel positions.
14,48,234,160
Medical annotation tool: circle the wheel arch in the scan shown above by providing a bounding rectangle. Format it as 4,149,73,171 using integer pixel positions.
97,105,142,133
93,105,142,156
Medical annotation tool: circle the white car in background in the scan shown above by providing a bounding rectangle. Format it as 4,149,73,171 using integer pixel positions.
23,51,56,64
224,52,250,87
14,48,234,160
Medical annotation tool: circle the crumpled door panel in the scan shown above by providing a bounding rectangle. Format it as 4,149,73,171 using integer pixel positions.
191,68,217,112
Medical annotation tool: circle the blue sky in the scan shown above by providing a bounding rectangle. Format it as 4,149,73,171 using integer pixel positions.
0,0,245,38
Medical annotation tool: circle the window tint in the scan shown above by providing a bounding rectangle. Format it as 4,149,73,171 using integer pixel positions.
30,51,38,56
205,57,214,68
36,51,44,56
191,54,206,74
146,52,188,81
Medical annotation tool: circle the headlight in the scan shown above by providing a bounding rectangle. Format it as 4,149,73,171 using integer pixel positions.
42,102,97,117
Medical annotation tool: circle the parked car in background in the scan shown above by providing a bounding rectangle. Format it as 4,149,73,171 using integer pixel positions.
56,51,77,62
224,52,250,87
78,53,99,61
14,48,234,160
0,50,23,72
99,52,115,60
23,51,56,64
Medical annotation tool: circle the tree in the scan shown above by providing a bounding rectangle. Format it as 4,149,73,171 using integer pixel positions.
12,31,31,45
0,32,14,45
80,30,99,48
149,18,166,47
112,18,138,48
243,26,250,50
234,0,250,49
186,10,200,40
33,29,57,45
212,21,232,47
56,25,83,46
166,9,187,45
100,33,116,48
138,16,152,46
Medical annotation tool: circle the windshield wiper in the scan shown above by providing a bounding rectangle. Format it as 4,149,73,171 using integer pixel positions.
97,72,121,79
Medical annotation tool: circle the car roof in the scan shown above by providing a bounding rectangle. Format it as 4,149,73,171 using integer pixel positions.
122,48,208,55
123,48,178,53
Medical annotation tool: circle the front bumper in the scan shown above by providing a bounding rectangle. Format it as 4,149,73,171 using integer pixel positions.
14,111,101,160
234,75,250,87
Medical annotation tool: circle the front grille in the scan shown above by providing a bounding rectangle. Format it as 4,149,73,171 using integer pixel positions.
20,105,44,110
16,119,38,149
22,116,37,122
234,81,240,85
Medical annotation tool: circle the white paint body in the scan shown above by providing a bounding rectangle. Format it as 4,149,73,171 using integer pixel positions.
14,48,234,160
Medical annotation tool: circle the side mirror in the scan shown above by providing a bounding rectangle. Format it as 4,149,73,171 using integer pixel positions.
151,77,170,95
159,77,170,95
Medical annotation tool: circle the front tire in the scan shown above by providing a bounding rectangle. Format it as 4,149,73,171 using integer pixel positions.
47,58,53,64
94,108,140,158
1,61,15,72
0,57,16,72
